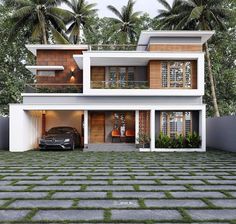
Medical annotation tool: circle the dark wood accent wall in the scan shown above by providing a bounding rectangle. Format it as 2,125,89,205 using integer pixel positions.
89,112,105,143
191,60,198,89
36,50,83,84
91,67,105,81
148,44,203,52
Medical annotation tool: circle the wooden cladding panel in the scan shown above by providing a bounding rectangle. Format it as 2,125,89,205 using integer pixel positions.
148,60,198,89
91,67,105,82
191,60,197,89
148,61,162,89
90,112,105,143
36,50,83,84
148,44,203,52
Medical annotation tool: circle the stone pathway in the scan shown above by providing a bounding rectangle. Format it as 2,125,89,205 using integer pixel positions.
0,149,235,223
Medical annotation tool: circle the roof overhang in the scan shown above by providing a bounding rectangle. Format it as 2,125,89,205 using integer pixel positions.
137,30,215,51
26,65,64,75
74,52,204,69
26,44,89,56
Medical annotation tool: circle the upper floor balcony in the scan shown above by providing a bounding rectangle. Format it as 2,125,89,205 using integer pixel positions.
24,30,215,97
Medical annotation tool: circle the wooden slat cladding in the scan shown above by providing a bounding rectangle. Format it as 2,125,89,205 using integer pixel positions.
191,60,197,89
148,61,162,89
148,44,203,52
148,60,198,89
90,112,105,143
91,67,105,81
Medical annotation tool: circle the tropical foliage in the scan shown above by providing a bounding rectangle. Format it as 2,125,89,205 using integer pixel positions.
0,0,235,116
156,0,230,117
156,132,202,148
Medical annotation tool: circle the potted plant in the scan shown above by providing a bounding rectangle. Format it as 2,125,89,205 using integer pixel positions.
136,132,151,149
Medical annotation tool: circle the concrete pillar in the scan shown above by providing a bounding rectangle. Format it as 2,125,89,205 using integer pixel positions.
199,106,206,151
150,109,155,151
135,110,139,145
84,110,88,148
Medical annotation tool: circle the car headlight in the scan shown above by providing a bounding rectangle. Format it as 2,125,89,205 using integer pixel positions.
64,138,70,143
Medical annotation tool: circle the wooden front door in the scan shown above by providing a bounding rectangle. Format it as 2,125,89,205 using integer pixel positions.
90,112,105,143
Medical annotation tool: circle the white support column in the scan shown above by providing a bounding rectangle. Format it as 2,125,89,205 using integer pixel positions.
84,110,88,147
83,56,91,94
199,106,206,151
150,109,155,151
135,110,139,144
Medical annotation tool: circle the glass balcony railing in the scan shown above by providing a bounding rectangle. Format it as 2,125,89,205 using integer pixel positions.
91,81,149,89
25,83,83,93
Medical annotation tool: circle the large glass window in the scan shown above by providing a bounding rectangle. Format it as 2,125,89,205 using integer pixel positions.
108,67,135,88
161,112,192,138
161,61,192,88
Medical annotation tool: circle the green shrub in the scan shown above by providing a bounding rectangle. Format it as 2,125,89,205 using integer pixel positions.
155,132,201,149
155,132,171,148
185,131,201,148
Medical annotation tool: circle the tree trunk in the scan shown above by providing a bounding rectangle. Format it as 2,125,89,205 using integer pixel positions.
37,10,47,44
204,42,220,117
76,27,80,44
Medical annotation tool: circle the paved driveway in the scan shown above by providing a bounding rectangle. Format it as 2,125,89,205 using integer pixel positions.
0,149,236,223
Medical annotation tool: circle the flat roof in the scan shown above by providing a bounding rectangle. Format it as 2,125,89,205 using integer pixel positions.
26,44,89,55
137,30,215,50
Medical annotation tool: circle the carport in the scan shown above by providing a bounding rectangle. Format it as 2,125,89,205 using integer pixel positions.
9,106,84,151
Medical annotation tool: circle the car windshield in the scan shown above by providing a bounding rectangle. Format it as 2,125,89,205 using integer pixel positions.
48,127,73,134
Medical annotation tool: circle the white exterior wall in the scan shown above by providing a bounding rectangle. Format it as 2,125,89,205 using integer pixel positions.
10,105,42,152
75,52,205,97
9,104,206,152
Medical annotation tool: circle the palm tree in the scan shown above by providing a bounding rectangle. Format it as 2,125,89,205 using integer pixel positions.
63,0,97,44
107,0,142,44
10,0,69,44
156,0,182,29
156,0,228,117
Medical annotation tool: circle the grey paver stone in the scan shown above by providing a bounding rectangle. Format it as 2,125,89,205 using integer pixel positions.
52,192,107,198
0,192,48,199
78,199,139,208
48,176,87,180
178,176,218,179
64,180,107,185
145,199,206,208
113,180,156,184
0,186,28,191
111,209,182,220
171,191,225,198
32,186,81,191
113,192,166,198
193,185,236,190
32,210,104,221
9,200,73,208
161,180,204,184
139,185,186,191
206,180,236,184
0,210,30,221
87,185,134,191
15,180,60,185
0,181,12,185
188,209,236,220
209,199,236,207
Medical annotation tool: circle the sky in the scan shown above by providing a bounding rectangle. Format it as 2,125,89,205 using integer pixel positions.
63,0,173,18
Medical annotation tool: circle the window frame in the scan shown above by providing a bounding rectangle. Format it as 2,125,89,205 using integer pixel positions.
161,61,192,89
160,111,192,137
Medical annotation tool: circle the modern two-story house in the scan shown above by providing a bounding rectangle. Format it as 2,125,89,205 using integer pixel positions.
9,31,214,152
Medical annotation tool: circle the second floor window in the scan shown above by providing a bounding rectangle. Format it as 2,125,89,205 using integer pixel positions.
161,61,192,88
108,67,135,87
